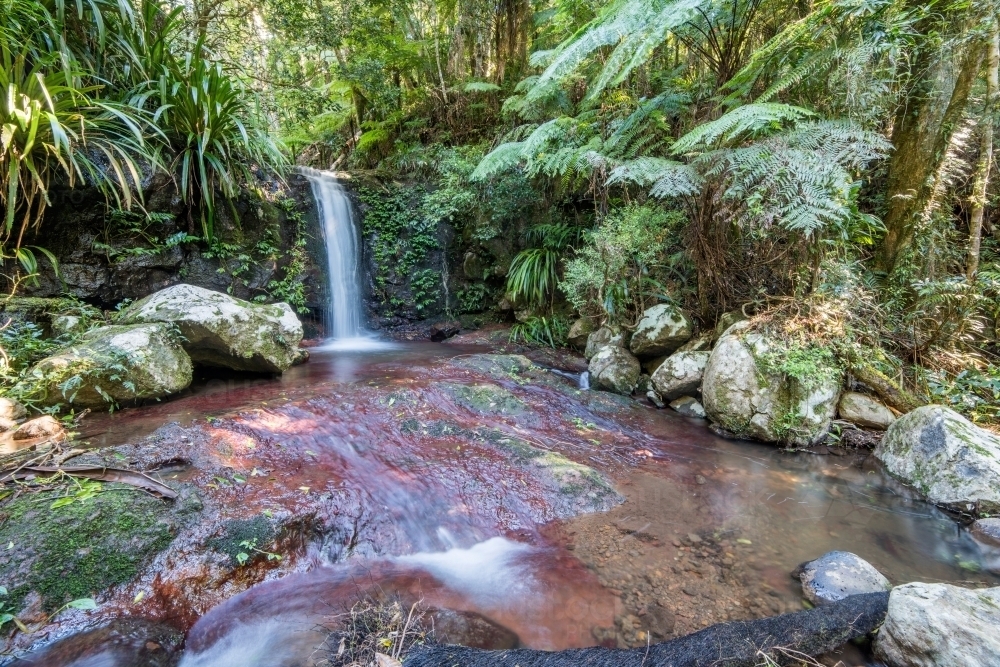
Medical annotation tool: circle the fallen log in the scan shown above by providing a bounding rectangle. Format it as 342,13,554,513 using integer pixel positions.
407,592,889,667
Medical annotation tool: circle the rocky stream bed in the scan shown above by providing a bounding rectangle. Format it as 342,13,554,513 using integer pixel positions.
1,329,998,666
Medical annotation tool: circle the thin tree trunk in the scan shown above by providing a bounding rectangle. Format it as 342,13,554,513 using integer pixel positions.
967,25,999,280
879,37,985,272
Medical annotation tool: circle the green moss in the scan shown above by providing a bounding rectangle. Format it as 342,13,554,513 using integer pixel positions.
444,383,525,415
206,515,276,566
0,486,176,613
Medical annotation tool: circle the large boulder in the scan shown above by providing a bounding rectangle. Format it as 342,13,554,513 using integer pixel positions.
798,551,890,606
875,405,1000,515
122,284,303,373
629,304,692,358
584,327,625,360
701,328,841,446
838,392,895,430
971,518,1000,546
874,583,1000,667
18,324,192,408
588,346,641,395
650,351,710,402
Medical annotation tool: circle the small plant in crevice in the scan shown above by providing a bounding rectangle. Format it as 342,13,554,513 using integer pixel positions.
323,596,428,667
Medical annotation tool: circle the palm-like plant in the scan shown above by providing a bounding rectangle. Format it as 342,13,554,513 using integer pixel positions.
146,44,285,240
0,45,145,253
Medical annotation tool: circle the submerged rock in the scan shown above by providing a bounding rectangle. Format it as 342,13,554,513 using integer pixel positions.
798,551,890,605
971,518,1000,546
701,327,841,446
588,346,641,395
874,583,1000,667
18,323,193,408
838,392,895,430
122,284,303,374
12,416,66,441
669,396,706,419
650,351,709,402
875,405,1000,515
628,304,692,358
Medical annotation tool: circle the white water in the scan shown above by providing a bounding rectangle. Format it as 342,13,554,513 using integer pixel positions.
300,168,366,341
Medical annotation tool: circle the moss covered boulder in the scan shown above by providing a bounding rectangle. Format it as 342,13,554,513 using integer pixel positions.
628,304,692,358
0,485,181,616
588,346,641,395
122,284,303,373
702,326,841,446
875,405,1000,515
650,351,710,402
18,323,193,408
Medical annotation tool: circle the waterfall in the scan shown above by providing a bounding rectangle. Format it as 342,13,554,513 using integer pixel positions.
300,168,365,340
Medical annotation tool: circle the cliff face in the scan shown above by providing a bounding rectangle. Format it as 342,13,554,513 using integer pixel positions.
16,174,328,335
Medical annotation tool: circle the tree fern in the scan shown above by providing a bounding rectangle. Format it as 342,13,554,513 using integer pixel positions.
671,103,814,152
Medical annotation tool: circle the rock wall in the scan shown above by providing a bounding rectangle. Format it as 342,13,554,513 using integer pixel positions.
14,174,328,335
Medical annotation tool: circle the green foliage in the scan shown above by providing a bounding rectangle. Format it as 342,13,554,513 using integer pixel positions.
757,342,842,392
561,205,688,325
924,366,1000,424
509,315,570,348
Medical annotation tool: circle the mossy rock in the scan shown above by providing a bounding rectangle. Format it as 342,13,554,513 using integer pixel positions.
206,515,277,566
0,485,181,614
443,383,526,415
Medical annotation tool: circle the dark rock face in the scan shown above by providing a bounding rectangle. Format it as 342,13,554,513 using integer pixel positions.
17,176,326,321
407,592,890,667
430,320,462,341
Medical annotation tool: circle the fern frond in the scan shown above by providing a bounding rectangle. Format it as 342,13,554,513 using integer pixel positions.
672,104,815,153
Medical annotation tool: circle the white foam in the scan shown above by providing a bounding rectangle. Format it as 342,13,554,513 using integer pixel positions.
317,336,399,352
395,537,536,607
178,620,329,667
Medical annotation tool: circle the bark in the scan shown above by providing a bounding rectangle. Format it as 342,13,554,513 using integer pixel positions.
967,25,999,280
879,38,985,272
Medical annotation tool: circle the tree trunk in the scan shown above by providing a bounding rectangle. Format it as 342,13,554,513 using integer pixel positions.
879,38,985,272
967,25,999,280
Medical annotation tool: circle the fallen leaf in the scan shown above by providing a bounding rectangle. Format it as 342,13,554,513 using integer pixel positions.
134,591,145,604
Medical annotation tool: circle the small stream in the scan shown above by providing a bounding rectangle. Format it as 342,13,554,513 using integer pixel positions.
18,342,1000,666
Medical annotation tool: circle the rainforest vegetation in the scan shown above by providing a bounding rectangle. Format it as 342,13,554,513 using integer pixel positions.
1,0,1000,424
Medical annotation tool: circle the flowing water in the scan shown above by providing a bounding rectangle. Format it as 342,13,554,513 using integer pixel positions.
19,342,1000,666
299,168,366,342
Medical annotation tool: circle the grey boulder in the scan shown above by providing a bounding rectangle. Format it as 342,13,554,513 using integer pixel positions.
970,518,1000,546
584,327,625,360
875,405,1000,515
838,391,895,430
18,323,192,408
669,396,706,419
122,284,303,373
875,583,1000,667
650,351,710,401
798,551,890,605
588,346,641,395
629,304,692,358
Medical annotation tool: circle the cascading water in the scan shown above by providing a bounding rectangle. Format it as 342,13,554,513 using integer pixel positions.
300,168,366,341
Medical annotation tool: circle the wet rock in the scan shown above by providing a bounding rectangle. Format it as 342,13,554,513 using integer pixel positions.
629,304,692,358
12,618,185,667
650,351,709,401
17,323,192,409
0,397,26,421
798,551,890,605
122,284,303,373
874,583,1000,667
647,390,666,408
875,405,1000,515
971,518,1000,546
430,609,520,650
567,318,595,351
588,346,641,395
670,396,706,419
701,325,841,446
430,320,462,341
12,416,66,441
584,327,625,360
838,392,895,430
